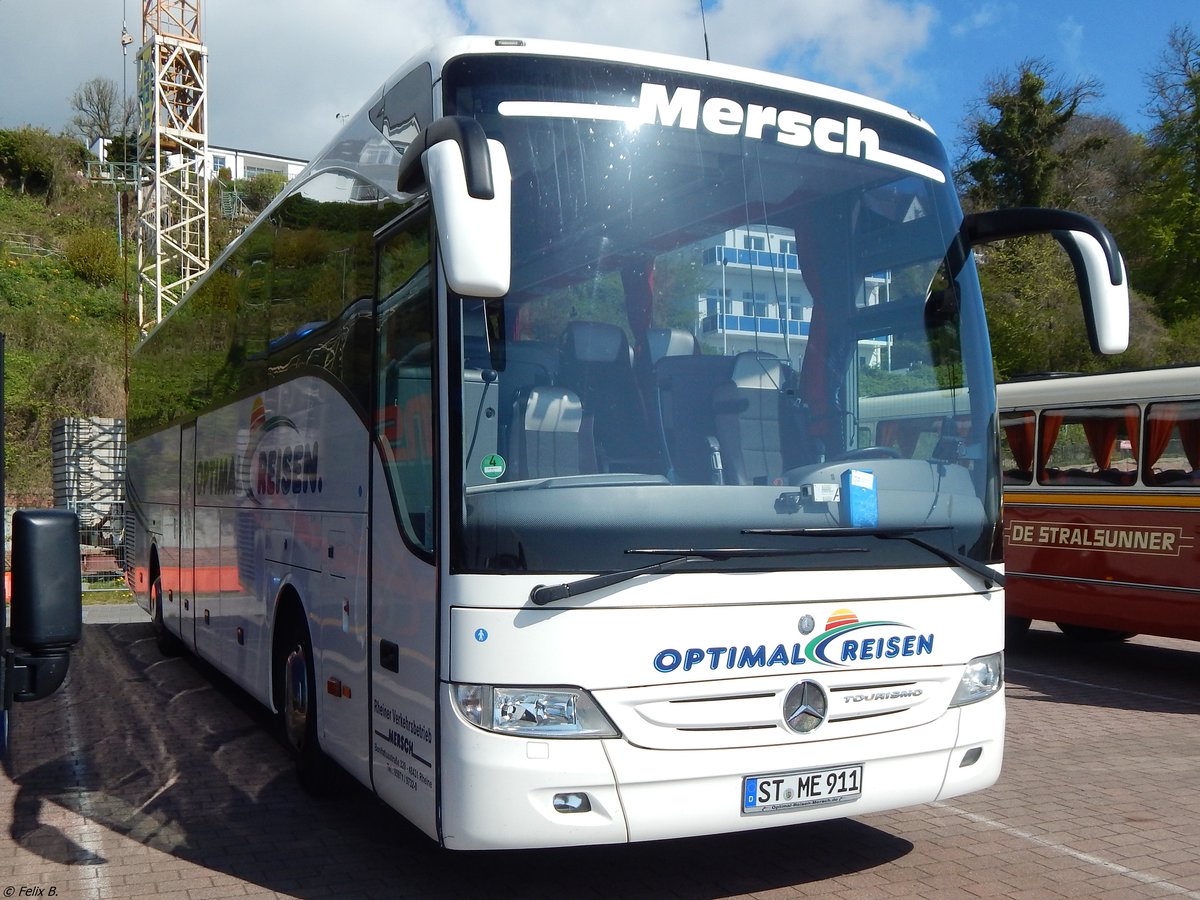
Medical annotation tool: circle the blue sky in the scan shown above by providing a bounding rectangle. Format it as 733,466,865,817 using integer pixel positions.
0,0,1194,160
893,1,1195,149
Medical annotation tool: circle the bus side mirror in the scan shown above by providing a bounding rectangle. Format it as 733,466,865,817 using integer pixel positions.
4,509,83,704
962,208,1130,355
396,116,512,298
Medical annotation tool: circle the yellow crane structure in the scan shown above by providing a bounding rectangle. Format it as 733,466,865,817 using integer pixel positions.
136,0,208,330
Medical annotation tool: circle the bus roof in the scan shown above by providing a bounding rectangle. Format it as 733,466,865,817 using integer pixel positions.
997,365,1200,409
305,34,936,180
422,36,931,126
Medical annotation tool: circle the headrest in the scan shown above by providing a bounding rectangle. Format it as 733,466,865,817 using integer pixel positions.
562,321,628,363
522,386,583,432
731,352,785,390
646,328,698,364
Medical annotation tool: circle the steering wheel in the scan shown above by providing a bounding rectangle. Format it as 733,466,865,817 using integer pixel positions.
835,446,902,462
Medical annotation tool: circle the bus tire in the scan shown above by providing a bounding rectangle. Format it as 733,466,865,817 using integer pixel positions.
278,612,332,794
1056,622,1136,642
1004,616,1031,645
151,569,183,657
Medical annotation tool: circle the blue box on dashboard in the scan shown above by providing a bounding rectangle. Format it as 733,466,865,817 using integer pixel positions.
841,468,878,527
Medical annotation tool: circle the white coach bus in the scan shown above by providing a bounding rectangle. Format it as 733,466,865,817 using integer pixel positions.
125,36,1130,849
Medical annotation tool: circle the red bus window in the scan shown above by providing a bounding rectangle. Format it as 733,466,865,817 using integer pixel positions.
1000,410,1034,485
1037,405,1139,487
1143,400,1200,487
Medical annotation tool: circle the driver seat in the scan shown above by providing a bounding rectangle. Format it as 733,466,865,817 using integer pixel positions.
712,351,798,485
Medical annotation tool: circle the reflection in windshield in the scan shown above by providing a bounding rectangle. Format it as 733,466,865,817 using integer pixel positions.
445,56,997,577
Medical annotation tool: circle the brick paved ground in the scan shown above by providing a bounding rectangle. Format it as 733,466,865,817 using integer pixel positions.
2,616,1197,899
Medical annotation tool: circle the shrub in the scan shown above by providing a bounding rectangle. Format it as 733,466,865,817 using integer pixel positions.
64,227,121,285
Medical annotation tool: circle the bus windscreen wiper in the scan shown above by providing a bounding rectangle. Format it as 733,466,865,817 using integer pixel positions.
529,546,867,606
743,526,1005,589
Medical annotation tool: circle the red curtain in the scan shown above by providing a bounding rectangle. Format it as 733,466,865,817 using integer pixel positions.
1083,419,1119,470
1143,405,1178,474
1003,414,1035,473
1037,413,1064,480
877,420,902,452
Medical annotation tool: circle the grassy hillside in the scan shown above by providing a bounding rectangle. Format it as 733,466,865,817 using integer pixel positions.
0,186,131,504
0,127,281,505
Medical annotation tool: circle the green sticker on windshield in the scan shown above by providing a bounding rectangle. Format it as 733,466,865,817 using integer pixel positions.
481,454,506,480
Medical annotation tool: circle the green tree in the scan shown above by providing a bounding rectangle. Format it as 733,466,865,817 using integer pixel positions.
239,171,288,212
0,127,65,196
1053,114,1147,224
958,59,1101,210
1128,24,1200,327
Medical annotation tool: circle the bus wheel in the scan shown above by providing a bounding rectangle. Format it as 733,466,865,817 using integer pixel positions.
1056,622,1137,642
279,615,331,793
152,573,183,657
1004,616,1032,645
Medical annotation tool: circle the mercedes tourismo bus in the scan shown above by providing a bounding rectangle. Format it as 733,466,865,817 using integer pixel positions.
999,367,1199,643
125,36,1131,849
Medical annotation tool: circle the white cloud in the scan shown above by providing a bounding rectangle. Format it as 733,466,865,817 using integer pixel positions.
206,0,466,155
949,3,1008,39
702,0,936,98
1056,15,1084,69
460,0,706,57
461,0,936,101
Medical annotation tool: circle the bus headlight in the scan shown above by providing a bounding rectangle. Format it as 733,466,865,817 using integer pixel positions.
949,652,1004,707
452,684,619,738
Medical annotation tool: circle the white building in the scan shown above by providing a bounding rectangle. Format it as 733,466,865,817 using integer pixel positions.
695,225,813,367
87,137,306,183
206,146,306,182
694,225,891,371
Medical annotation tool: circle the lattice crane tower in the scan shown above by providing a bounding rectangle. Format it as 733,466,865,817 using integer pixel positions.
136,0,209,330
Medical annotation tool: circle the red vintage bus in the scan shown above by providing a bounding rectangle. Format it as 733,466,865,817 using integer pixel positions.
998,367,1200,642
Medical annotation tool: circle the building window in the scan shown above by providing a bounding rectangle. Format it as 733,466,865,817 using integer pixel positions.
743,235,765,251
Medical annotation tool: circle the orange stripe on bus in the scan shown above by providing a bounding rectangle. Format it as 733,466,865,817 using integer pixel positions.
1003,491,1200,509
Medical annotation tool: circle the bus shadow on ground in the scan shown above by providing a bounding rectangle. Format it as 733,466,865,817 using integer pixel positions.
5,621,913,898
1006,624,1200,714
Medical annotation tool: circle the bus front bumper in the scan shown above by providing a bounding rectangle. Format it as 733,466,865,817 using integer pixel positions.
436,689,1003,850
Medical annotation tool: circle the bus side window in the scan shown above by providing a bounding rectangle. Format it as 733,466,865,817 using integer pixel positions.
1000,411,1034,485
376,209,435,555
1143,400,1200,487
1037,405,1138,487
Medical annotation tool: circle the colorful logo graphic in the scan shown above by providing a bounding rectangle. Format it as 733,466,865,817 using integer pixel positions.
195,397,322,503
244,398,321,499
652,607,935,673
806,608,934,667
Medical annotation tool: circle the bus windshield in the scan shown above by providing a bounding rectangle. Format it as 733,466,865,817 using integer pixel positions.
441,55,997,577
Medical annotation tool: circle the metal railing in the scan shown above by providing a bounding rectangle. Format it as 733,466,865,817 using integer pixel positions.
0,231,62,259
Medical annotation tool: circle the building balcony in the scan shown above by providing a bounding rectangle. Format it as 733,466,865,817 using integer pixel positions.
702,245,800,271
700,314,811,336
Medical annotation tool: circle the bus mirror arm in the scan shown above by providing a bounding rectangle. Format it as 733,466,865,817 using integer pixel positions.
961,208,1129,356
396,116,512,298
396,116,494,199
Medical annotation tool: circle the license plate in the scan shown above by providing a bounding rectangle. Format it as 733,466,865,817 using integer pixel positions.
742,763,863,815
